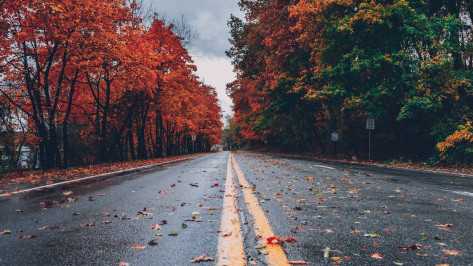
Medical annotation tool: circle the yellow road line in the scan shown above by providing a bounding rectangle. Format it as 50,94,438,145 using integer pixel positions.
232,154,289,266
216,154,246,266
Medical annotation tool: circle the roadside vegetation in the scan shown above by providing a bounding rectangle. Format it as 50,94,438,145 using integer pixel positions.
0,1,222,175
225,0,473,167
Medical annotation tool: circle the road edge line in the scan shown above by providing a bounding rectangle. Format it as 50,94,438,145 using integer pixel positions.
216,153,246,266
1,155,205,197
232,154,289,266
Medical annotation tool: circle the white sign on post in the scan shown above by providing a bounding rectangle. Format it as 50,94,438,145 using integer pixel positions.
331,132,340,142
366,118,375,130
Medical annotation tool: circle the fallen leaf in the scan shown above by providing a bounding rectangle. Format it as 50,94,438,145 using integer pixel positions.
16,235,37,239
322,247,331,258
1,229,12,234
191,254,214,263
266,235,283,244
397,244,421,250
101,221,112,224
285,236,297,243
370,253,384,259
131,245,146,249
181,223,187,228
38,225,59,230
441,249,462,256
255,247,268,255
118,261,129,266
63,191,73,195
364,233,380,238
435,223,454,227
151,223,161,230
80,222,95,227
288,261,308,264
168,232,178,236
137,211,153,216
222,232,232,237
148,239,159,246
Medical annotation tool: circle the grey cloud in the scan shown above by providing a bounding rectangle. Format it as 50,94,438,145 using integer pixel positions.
144,0,243,57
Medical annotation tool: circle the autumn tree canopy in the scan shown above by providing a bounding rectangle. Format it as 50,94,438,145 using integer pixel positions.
0,0,222,170
227,0,473,164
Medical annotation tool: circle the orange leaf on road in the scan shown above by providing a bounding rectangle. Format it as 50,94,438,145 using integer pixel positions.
285,236,297,243
441,249,462,256
190,254,214,263
370,253,384,259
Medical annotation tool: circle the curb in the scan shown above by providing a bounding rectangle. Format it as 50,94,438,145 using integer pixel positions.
247,151,473,179
0,154,206,197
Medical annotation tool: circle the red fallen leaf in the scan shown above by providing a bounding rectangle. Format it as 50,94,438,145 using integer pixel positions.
137,211,153,216
81,222,95,227
382,211,392,214
285,236,297,243
131,245,146,249
211,183,219,188
441,249,462,256
397,244,421,250
288,261,308,265
291,207,303,210
103,212,111,216
151,223,161,230
118,262,129,266
191,254,214,263
370,253,384,259
171,184,176,187
101,221,112,224
17,235,37,238
266,235,284,244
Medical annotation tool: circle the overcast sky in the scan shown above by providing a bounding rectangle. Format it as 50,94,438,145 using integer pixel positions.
143,0,243,119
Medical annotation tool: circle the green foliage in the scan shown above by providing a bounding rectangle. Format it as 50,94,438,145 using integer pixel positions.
227,0,473,163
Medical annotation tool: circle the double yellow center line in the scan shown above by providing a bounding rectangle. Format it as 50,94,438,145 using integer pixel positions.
217,153,289,265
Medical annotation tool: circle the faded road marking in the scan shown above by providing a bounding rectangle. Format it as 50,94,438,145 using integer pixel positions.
0,156,202,197
313,165,336,170
453,191,473,197
232,154,289,266
216,154,245,265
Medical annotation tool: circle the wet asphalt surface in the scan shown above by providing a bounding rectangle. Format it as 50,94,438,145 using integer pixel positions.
1,151,472,265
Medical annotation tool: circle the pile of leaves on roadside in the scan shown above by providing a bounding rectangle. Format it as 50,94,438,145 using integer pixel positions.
0,153,206,195
258,151,473,176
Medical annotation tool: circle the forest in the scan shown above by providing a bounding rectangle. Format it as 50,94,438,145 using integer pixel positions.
226,0,473,165
0,0,222,172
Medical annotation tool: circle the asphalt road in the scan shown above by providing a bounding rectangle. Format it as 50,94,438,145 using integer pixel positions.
1,151,472,265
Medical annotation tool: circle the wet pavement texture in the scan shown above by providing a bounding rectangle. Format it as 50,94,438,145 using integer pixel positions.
1,151,472,265
0,153,228,265
231,152,473,265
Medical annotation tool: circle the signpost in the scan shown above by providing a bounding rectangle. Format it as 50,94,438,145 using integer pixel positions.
366,118,375,161
191,135,196,153
331,131,339,158
331,132,340,142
